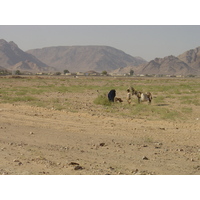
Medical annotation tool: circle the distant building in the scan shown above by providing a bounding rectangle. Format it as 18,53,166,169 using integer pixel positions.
76,72,85,76
85,71,100,76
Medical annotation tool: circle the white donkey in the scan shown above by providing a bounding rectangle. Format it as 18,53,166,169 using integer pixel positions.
131,87,152,104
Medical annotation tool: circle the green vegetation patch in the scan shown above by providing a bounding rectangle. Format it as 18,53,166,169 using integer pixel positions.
93,93,112,106
2,95,38,103
1,76,200,121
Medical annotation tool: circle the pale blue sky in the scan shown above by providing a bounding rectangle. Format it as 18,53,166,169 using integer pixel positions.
1,25,200,61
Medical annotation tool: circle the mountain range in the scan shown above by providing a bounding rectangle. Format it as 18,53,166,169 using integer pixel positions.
112,47,200,76
1,38,200,76
26,46,146,73
0,39,54,73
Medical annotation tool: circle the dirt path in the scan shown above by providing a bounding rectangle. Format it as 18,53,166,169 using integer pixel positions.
1,103,200,175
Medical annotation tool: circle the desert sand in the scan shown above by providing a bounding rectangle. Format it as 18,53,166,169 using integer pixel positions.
0,76,200,175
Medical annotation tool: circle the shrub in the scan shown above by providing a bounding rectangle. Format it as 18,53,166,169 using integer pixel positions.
93,93,111,106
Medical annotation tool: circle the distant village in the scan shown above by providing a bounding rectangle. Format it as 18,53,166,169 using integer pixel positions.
0,68,197,78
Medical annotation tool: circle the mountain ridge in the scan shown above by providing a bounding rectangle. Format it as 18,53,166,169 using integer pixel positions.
113,47,200,76
26,45,146,73
1,38,200,75
0,39,54,73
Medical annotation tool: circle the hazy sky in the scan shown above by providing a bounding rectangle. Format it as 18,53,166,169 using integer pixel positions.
1,25,200,61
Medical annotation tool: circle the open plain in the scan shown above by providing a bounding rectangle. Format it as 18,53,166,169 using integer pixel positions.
0,75,200,175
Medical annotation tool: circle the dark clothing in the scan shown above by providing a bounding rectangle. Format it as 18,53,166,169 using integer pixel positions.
108,89,116,102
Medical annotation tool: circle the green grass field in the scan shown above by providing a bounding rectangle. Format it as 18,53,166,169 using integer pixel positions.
1,75,200,121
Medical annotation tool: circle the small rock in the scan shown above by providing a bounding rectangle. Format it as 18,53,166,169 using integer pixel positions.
69,162,79,166
155,142,163,146
142,156,149,160
13,159,20,162
176,149,183,151
179,149,184,151
132,169,139,174
74,166,83,170
30,132,34,135
99,143,106,147
39,171,47,174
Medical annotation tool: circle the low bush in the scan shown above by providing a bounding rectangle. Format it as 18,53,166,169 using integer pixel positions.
93,93,112,106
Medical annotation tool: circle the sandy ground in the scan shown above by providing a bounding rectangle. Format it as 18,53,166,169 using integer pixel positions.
1,102,200,175
1,76,200,175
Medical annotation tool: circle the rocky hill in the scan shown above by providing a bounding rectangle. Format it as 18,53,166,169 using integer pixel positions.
178,46,200,69
0,39,54,73
27,46,146,73
135,55,197,76
114,47,200,76
10,60,55,73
